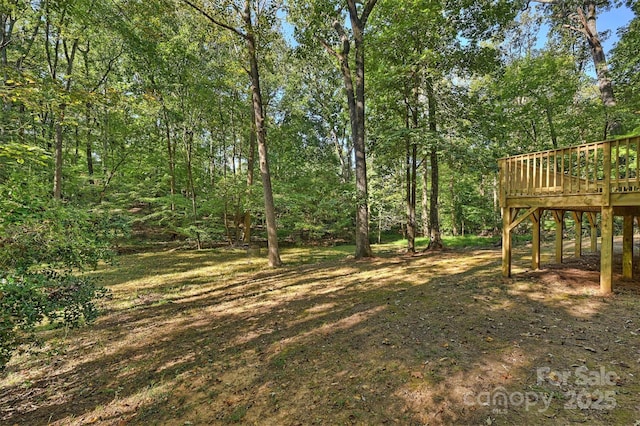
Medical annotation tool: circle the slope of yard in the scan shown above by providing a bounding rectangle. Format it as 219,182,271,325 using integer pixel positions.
2,243,640,425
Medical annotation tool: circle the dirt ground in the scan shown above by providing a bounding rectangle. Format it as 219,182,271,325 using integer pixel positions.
2,243,640,425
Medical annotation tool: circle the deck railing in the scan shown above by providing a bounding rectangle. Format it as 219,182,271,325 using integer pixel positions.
500,136,640,200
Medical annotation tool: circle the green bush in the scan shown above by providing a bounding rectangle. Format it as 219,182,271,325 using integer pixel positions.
0,186,118,370
0,271,109,369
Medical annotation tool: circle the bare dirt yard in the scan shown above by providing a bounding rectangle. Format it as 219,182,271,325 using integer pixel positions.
2,242,640,425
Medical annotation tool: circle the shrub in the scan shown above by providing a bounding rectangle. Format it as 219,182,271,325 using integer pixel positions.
0,189,118,370
0,271,110,369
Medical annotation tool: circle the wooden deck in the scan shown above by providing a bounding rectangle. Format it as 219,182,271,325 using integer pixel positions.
499,136,640,294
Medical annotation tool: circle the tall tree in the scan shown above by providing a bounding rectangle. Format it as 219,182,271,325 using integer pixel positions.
42,0,82,199
290,0,377,258
425,79,443,249
531,0,618,135
182,0,282,266
500,52,585,150
366,0,429,252
610,1,640,133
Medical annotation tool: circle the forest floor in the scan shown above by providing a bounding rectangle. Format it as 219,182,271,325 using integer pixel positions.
2,238,640,425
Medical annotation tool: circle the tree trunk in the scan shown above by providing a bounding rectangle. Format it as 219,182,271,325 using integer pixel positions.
348,0,376,258
101,101,108,177
50,32,77,199
406,138,415,252
493,175,499,232
405,98,417,253
209,134,215,187
353,37,372,258
244,1,281,267
428,146,442,249
222,136,233,245
318,1,376,258
544,100,558,148
532,0,616,132
410,142,417,247
580,1,615,108
86,105,94,185
1,14,15,75
185,129,197,221
53,108,64,199
450,175,458,236
162,105,176,211
73,123,79,163
334,30,366,257
86,136,94,183
331,127,351,183
244,106,256,244
422,160,429,237
426,79,443,250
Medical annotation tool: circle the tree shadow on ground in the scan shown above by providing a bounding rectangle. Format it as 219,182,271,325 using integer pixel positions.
1,247,639,425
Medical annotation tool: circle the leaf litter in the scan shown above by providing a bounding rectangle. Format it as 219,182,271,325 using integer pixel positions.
1,246,640,425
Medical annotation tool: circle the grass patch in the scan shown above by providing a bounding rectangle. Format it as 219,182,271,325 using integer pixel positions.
227,405,248,423
2,243,639,425
383,234,500,250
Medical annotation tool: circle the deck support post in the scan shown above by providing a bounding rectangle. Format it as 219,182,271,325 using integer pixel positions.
572,211,583,258
601,206,614,294
530,209,542,270
587,212,598,252
552,210,565,264
623,215,634,280
502,207,512,277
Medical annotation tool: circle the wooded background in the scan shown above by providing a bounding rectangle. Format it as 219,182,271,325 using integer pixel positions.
1,0,639,261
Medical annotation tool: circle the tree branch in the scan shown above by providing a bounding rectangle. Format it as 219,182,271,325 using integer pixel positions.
181,0,247,39
317,35,341,61
92,48,124,93
0,15,16,52
561,6,592,39
361,0,378,26
563,23,588,36
346,0,360,28
17,19,41,70
332,20,350,57
523,0,558,11
574,5,594,38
